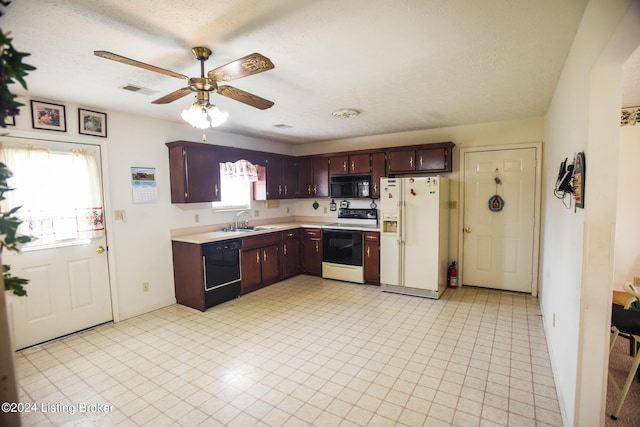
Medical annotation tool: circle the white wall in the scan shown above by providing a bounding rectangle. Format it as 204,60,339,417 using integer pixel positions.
541,1,639,425
614,123,640,288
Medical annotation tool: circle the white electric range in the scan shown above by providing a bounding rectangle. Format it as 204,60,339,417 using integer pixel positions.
321,208,378,283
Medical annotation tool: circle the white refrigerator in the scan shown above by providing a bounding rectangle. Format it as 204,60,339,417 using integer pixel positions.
379,176,449,299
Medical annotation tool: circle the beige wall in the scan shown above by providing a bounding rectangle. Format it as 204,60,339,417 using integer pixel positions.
541,0,640,425
614,123,640,288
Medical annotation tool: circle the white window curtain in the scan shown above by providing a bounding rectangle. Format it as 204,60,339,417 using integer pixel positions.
0,143,104,247
219,159,258,181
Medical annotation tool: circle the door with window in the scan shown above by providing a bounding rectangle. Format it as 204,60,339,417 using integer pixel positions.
1,139,112,349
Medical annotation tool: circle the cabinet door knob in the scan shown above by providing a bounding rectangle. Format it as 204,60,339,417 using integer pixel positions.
420,155,423,167
215,184,219,196
343,160,347,171
315,242,319,252
410,156,413,167
256,252,260,263
366,247,370,257
284,244,287,255
264,251,267,262
351,160,355,171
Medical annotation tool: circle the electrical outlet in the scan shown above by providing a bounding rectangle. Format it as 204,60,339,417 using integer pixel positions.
143,282,149,292
194,214,199,223
634,276,640,287
114,210,125,221
324,207,328,214
286,207,290,214
552,312,556,327
254,210,259,217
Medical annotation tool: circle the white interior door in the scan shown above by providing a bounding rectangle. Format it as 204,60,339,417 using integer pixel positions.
462,147,537,293
2,139,112,349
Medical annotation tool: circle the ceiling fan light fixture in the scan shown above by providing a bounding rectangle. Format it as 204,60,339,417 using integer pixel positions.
181,99,228,129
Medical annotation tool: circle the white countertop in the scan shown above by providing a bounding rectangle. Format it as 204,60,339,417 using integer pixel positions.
172,222,381,245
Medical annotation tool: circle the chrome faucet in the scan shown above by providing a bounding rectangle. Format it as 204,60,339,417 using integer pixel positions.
235,210,252,230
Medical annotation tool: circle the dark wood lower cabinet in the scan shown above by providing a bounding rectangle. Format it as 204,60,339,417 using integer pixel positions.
172,226,354,310
240,233,281,295
281,229,301,279
171,241,206,311
241,248,262,294
364,231,380,285
301,228,322,276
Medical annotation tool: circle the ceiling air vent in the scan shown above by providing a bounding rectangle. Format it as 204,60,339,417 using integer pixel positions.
273,124,293,129
122,84,143,92
120,84,159,96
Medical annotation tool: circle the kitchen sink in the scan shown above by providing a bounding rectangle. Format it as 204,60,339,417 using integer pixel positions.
220,225,279,233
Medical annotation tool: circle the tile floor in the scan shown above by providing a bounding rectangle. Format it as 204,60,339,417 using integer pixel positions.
15,275,562,426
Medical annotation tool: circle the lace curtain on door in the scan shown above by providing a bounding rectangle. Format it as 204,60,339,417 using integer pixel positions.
0,143,104,247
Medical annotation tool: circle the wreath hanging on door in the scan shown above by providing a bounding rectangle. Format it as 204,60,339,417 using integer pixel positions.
488,173,504,212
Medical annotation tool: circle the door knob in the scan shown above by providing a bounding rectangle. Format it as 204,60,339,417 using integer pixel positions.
464,227,472,233
96,246,105,254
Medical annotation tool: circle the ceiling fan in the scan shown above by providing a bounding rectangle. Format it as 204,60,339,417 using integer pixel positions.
94,47,275,110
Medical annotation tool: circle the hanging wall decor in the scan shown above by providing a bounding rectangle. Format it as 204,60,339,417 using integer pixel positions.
573,152,585,209
621,107,640,126
488,171,504,212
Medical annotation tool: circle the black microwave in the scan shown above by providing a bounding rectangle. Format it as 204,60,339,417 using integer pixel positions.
330,175,371,198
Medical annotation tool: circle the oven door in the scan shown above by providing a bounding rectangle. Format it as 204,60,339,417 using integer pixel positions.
322,229,363,266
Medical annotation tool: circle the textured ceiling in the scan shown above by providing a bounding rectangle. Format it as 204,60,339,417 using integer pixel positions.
3,0,600,144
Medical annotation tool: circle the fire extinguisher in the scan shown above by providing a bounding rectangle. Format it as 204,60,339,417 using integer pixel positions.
448,261,458,288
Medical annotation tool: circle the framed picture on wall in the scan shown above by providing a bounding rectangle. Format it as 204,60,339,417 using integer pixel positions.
78,108,107,137
31,100,66,132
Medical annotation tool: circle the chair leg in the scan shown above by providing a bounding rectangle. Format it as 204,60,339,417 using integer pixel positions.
611,334,640,420
611,328,620,353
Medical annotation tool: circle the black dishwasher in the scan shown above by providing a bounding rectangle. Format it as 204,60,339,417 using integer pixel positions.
203,239,241,308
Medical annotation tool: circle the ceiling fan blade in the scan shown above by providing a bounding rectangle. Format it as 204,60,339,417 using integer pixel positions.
208,53,274,82
152,87,193,104
217,85,274,110
94,51,189,80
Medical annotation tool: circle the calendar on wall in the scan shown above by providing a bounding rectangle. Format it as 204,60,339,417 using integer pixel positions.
131,167,158,203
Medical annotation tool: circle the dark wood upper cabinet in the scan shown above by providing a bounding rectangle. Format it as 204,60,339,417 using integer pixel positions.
166,141,221,203
329,155,349,175
387,149,416,174
371,152,386,198
297,157,329,198
416,147,448,172
167,141,453,203
349,153,371,174
297,157,313,198
254,155,299,200
387,142,453,175
281,157,298,198
312,157,329,197
329,153,371,176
